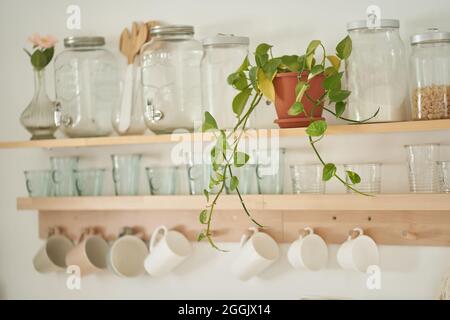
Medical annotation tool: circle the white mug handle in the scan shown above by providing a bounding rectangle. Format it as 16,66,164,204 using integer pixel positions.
239,227,258,248
150,225,168,253
348,227,364,241
299,227,314,240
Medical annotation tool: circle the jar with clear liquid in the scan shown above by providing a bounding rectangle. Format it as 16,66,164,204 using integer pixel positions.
141,25,203,133
54,36,120,137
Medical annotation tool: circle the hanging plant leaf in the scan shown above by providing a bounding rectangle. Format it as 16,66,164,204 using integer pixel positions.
232,88,252,117
288,101,305,116
257,68,275,102
322,163,337,181
346,170,361,184
336,36,352,60
306,120,327,137
202,111,218,132
230,176,239,191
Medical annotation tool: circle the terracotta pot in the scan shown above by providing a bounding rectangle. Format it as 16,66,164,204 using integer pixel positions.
273,71,325,128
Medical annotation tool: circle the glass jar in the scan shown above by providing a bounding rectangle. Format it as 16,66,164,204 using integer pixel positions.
201,34,250,129
54,36,120,137
345,19,408,122
141,25,203,133
410,29,450,120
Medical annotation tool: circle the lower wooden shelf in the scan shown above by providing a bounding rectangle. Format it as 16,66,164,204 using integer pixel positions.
17,194,450,246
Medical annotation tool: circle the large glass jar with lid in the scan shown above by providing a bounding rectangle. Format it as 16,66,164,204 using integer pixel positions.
54,36,119,137
345,19,408,122
201,34,250,129
410,29,450,120
141,25,203,133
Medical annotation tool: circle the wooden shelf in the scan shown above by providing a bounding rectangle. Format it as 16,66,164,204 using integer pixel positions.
16,194,450,212
17,194,450,246
2,119,450,149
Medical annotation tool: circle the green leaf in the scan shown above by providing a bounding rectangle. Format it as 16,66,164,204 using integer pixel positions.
197,232,206,242
326,55,341,71
227,71,248,90
255,53,269,67
234,152,250,167
230,176,239,191
280,55,300,72
249,67,258,90
203,189,210,202
322,163,337,181
328,89,351,102
322,72,343,91
257,68,275,102
346,170,361,184
237,56,250,72
336,36,352,60
335,101,346,118
232,88,252,117
199,210,208,224
288,101,305,116
295,81,308,102
324,66,338,77
202,111,218,132
306,120,327,137
43,47,54,65
30,50,47,71
297,55,306,73
263,58,282,80
306,40,321,55
309,65,324,77
255,43,273,56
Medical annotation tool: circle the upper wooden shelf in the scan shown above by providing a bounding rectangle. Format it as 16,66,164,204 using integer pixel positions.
2,119,450,149
16,194,450,212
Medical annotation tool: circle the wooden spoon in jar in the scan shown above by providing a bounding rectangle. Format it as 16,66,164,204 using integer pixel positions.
118,22,148,133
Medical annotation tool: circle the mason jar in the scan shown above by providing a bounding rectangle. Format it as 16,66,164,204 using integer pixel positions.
141,25,203,133
410,29,450,120
345,19,408,122
201,34,250,129
54,36,119,137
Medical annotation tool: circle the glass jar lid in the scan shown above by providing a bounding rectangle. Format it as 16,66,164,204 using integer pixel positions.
203,34,250,46
150,25,194,36
64,36,105,48
411,28,450,45
347,19,399,31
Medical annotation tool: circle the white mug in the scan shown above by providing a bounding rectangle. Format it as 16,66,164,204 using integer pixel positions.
144,226,192,277
33,228,74,273
231,227,280,281
337,227,379,272
287,227,328,271
107,228,148,278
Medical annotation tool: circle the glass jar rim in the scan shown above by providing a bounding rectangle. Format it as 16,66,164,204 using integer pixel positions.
347,19,399,31
411,28,450,45
64,36,105,48
150,25,194,36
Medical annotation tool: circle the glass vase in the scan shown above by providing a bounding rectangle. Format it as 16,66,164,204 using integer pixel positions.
20,69,57,140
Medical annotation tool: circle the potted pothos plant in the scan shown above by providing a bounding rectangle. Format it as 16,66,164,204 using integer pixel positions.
198,36,379,250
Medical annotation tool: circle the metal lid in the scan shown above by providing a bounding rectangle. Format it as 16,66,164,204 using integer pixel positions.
64,36,105,48
347,19,400,31
150,25,194,36
202,34,250,46
411,28,450,45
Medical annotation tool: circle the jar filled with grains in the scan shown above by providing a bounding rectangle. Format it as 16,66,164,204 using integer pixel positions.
410,29,450,120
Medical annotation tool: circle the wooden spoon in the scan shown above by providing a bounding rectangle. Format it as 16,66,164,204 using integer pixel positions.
118,22,148,133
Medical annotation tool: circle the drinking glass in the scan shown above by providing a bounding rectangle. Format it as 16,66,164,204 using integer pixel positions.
50,156,79,196
344,163,382,194
256,149,285,194
290,164,325,194
405,144,439,193
225,165,257,195
438,161,450,193
24,170,53,197
145,166,178,195
74,169,105,196
111,154,142,196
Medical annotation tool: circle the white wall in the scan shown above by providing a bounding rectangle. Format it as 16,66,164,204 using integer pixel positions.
0,0,450,300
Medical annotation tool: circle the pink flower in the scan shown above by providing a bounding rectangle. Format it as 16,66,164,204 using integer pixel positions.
27,33,57,49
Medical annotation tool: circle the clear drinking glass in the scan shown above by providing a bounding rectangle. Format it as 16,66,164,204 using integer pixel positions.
225,165,257,195
74,169,105,196
145,166,178,195
438,161,450,193
344,163,382,194
186,164,221,195
256,149,285,194
111,154,142,196
290,164,325,194
50,156,79,196
24,170,53,197
405,144,439,193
